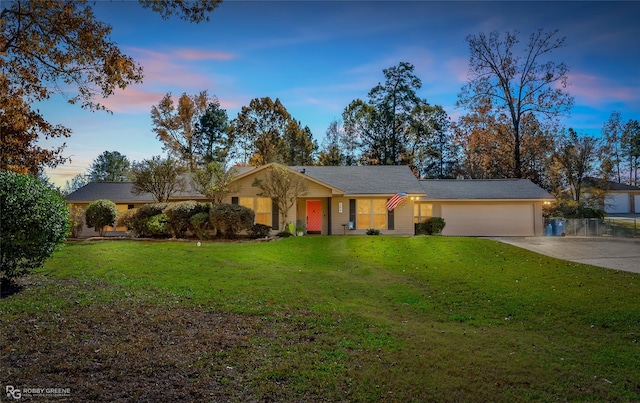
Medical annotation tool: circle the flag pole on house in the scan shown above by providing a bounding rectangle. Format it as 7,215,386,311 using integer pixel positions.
386,192,407,211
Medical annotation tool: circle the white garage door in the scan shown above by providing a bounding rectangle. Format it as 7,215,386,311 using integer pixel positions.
605,194,630,213
635,195,640,214
441,204,535,236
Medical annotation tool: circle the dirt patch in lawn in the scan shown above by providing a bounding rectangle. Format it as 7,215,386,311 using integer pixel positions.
1,277,273,402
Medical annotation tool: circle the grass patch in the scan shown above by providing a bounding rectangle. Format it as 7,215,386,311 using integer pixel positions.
2,237,639,401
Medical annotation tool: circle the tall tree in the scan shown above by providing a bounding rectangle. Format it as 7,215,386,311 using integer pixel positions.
194,98,231,166
602,112,640,185
317,119,358,166
621,119,640,186
87,151,131,182
282,121,317,166
130,156,185,202
342,62,449,169
191,162,239,205
252,165,308,231
61,173,89,196
343,62,424,166
602,111,624,183
550,129,600,202
151,91,210,170
0,75,71,175
367,61,422,165
454,100,554,185
408,104,457,178
0,0,219,174
457,29,574,178
230,97,310,166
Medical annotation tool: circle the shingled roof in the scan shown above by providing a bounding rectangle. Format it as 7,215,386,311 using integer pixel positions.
234,164,425,195
583,177,640,191
290,165,425,195
65,181,202,203
419,179,554,200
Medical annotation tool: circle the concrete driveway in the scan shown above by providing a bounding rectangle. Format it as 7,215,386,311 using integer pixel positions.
491,237,640,274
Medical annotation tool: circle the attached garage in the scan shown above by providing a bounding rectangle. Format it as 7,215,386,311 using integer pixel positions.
605,193,631,213
441,203,535,236
419,179,553,237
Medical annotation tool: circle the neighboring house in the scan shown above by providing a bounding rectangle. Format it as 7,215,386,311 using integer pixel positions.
66,163,554,237
584,178,640,214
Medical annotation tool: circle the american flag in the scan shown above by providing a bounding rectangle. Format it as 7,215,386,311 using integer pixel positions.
386,192,407,211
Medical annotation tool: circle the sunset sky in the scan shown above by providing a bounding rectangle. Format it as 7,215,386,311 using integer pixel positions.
41,1,640,186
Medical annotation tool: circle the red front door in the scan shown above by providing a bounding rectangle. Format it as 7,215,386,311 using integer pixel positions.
306,200,322,233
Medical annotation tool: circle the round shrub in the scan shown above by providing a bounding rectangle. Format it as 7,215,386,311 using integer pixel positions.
120,203,168,237
0,171,70,283
210,203,254,239
85,199,118,236
163,201,210,238
146,214,171,238
249,223,272,239
417,217,446,235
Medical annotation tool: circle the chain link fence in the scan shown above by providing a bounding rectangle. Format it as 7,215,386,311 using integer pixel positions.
545,218,639,238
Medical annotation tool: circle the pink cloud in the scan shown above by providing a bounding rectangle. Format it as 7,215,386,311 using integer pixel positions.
100,87,166,113
175,49,235,61
565,72,637,105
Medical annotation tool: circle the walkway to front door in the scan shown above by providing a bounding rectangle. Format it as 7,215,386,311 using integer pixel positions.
306,200,322,234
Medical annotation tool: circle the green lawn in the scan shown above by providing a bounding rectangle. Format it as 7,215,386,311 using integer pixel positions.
2,237,639,401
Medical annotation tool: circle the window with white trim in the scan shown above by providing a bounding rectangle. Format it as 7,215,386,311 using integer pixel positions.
357,199,387,230
414,203,433,224
239,197,272,226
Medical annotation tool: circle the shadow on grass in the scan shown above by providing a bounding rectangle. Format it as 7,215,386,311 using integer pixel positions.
0,278,24,298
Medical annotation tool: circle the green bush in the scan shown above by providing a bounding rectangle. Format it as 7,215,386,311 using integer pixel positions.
549,199,605,219
118,203,168,237
366,228,381,235
277,231,294,238
146,214,171,238
210,203,254,239
85,199,118,236
0,171,70,283
163,201,210,238
190,212,210,240
68,205,85,238
416,217,446,235
250,223,272,239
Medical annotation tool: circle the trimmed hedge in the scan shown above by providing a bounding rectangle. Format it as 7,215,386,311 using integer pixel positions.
210,204,254,239
163,201,210,238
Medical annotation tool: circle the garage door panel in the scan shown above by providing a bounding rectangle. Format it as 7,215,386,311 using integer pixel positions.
606,194,630,213
441,204,535,236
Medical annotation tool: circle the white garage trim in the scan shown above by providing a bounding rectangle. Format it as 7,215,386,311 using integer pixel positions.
441,203,536,236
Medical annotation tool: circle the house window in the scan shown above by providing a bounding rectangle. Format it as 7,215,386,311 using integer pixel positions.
414,203,433,223
239,197,272,226
357,199,387,230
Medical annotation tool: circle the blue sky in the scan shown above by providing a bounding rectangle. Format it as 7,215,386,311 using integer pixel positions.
42,1,640,186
